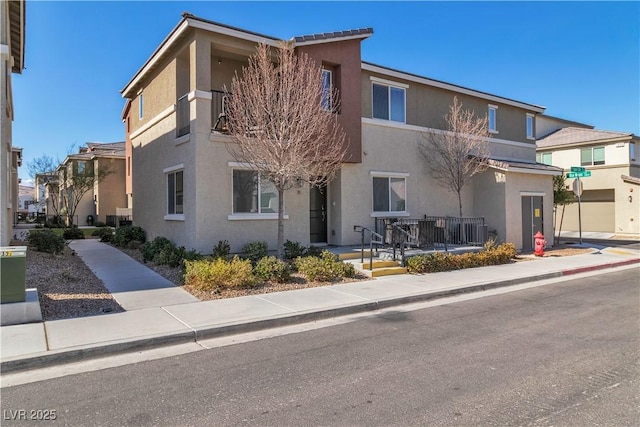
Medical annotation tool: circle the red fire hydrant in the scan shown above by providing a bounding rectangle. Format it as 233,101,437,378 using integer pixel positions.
533,231,546,257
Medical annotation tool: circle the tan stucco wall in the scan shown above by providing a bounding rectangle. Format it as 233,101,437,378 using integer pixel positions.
361,70,538,145
95,158,126,223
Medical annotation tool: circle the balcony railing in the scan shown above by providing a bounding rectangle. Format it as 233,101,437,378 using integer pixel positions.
211,90,231,133
176,94,190,137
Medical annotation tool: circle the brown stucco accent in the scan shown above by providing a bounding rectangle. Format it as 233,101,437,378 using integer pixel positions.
298,39,364,163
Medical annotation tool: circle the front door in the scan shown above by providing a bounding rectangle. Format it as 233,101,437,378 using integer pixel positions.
310,185,327,244
521,196,543,250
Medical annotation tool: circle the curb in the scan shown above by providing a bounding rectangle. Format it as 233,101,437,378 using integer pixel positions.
2,259,638,373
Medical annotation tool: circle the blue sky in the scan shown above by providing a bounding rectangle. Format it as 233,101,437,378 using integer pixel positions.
13,1,639,183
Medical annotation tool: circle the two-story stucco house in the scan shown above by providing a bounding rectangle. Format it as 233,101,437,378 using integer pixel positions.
536,116,639,236
1,0,25,245
121,13,560,254
51,142,127,226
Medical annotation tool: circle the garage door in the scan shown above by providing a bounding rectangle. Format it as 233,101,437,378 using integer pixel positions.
559,189,615,232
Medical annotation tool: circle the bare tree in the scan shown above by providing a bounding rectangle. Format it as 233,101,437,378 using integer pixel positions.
226,42,347,258
418,96,490,217
60,159,112,226
26,154,57,181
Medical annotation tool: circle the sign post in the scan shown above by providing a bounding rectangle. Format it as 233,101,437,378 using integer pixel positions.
568,167,591,244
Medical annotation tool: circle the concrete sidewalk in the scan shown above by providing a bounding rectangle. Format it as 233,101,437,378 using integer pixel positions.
1,243,638,373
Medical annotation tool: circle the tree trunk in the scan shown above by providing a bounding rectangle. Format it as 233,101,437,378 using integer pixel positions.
277,188,285,259
457,191,463,218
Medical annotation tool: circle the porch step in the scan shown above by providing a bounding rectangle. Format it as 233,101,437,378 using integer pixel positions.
338,250,375,261
354,260,400,270
369,266,408,277
346,258,408,277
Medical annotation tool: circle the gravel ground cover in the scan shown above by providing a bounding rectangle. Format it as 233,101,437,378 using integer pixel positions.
20,238,594,320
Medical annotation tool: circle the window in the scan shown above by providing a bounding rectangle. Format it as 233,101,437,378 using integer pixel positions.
488,105,498,133
233,170,278,214
536,152,552,165
630,142,636,162
138,93,144,119
167,170,183,215
581,146,605,166
372,82,406,123
372,175,406,213
321,69,332,111
77,161,86,175
526,114,534,139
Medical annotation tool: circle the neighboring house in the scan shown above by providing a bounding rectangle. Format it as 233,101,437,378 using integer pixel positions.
18,184,35,217
1,0,25,245
537,125,639,236
52,142,127,226
121,13,560,253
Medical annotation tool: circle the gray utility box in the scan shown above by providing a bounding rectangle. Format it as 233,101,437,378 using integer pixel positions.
1,246,27,303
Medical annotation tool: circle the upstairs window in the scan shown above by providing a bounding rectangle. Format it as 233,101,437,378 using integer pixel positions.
536,152,552,165
526,114,534,139
630,142,636,162
321,69,332,111
138,93,144,119
488,105,498,133
372,81,406,123
76,161,86,175
581,146,605,166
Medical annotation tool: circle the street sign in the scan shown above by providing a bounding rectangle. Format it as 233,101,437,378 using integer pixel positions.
566,171,591,178
572,178,583,197
570,166,586,172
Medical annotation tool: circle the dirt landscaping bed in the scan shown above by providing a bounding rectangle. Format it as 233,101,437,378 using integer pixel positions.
18,240,595,321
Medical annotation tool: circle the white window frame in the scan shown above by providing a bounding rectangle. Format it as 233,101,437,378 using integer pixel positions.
228,163,288,220
371,77,408,123
581,146,605,166
164,164,184,220
536,152,552,165
526,113,534,140
138,92,144,120
370,171,409,217
321,69,332,111
488,105,498,134
630,142,636,162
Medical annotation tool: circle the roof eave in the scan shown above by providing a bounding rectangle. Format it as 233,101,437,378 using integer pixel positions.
362,62,545,113
8,0,26,74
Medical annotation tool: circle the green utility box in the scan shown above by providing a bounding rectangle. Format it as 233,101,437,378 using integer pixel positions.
1,246,27,303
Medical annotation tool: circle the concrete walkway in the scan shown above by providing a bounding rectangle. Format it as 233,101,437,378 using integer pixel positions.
1,242,638,372
68,240,198,310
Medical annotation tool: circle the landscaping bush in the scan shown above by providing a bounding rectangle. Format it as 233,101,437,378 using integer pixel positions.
284,240,307,260
92,227,114,243
114,225,146,247
62,227,85,240
212,240,231,260
254,256,291,283
94,221,107,228
140,236,202,267
306,246,323,258
184,256,255,291
294,250,355,281
27,230,66,254
406,243,517,274
242,241,268,264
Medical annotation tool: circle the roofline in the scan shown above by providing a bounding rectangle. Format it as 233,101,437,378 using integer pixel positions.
293,28,373,46
8,0,26,73
538,114,594,129
362,62,546,113
121,13,281,98
537,134,635,151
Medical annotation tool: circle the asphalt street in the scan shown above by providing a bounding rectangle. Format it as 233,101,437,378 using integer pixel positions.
1,268,638,426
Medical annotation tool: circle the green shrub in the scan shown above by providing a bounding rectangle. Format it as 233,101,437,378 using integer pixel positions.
140,236,202,267
294,250,355,281
254,256,291,283
114,225,146,247
94,221,107,228
27,230,66,254
406,243,517,274
212,240,231,260
284,240,307,260
92,227,114,242
242,241,268,264
184,256,255,291
306,246,323,258
62,227,85,240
